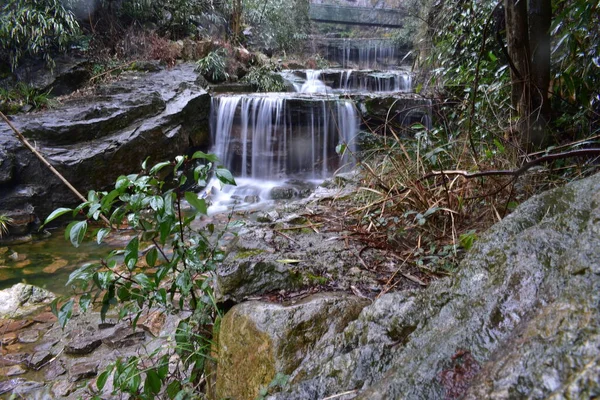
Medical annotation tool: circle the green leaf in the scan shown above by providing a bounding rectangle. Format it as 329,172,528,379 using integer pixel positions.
96,369,111,391
115,175,130,191
192,151,219,162
42,207,72,226
166,380,181,399
149,161,171,175
335,143,347,155
146,247,158,268
97,227,110,244
79,293,92,312
67,263,97,286
134,273,154,290
216,167,236,185
184,192,208,215
124,236,139,271
149,195,164,212
68,220,87,248
144,369,162,395
58,299,74,328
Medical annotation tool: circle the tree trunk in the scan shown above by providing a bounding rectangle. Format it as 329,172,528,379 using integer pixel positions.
504,0,551,151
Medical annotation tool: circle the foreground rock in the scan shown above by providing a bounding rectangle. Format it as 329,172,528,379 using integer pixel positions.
0,63,211,233
212,293,369,400
0,284,55,318
212,172,600,399
0,304,183,399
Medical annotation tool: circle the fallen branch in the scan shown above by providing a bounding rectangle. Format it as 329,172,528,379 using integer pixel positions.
422,148,600,180
0,110,111,227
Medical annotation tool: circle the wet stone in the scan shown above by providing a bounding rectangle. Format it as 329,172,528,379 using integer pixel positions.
138,311,166,337
69,361,98,382
65,335,103,355
0,364,27,377
52,380,76,397
45,360,67,380
27,350,53,370
0,378,26,395
1,332,18,346
0,319,34,334
17,329,40,344
102,324,146,348
0,352,30,367
33,311,57,324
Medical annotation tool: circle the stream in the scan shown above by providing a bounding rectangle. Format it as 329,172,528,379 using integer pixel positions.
0,60,416,296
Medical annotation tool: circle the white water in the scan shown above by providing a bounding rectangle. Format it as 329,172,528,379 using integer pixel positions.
210,94,358,174
282,69,412,94
206,94,359,210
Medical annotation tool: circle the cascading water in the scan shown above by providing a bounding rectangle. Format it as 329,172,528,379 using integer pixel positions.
281,69,413,93
210,95,358,180
206,94,359,210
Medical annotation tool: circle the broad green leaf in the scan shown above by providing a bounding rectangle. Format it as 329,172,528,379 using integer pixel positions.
68,220,87,248
191,151,219,162
97,227,110,244
115,175,130,191
149,161,171,175
58,299,74,328
134,273,153,290
146,247,158,268
79,293,92,312
124,236,139,271
216,167,236,185
42,207,72,226
144,369,162,395
96,370,111,391
67,263,97,286
166,381,181,399
335,143,347,155
149,195,164,212
184,192,207,215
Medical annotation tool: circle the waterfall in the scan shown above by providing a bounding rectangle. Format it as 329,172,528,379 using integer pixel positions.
210,95,359,181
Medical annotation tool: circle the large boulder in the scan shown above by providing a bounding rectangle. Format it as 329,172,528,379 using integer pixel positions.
259,172,600,399
212,293,369,400
0,283,55,318
0,63,212,224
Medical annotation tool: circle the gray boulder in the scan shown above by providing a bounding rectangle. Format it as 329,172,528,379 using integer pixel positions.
264,172,600,399
212,293,369,400
0,283,55,318
0,63,211,224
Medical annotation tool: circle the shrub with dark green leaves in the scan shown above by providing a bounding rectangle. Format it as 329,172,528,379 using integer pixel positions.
195,49,230,83
0,0,80,70
43,152,238,398
242,65,286,92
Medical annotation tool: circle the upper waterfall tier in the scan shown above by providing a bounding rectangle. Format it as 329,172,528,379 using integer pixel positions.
210,94,359,180
281,69,413,94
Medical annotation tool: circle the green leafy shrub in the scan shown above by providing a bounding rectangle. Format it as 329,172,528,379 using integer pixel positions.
44,152,238,398
0,83,52,114
196,49,230,83
242,65,286,92
0,0,80,70
0,214,13,238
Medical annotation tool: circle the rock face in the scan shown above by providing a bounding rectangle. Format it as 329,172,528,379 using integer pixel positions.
213,293,369,400
245,172,600,399
0,283,55,318
0,63,212,230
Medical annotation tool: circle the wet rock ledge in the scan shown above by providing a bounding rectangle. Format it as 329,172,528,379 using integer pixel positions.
0,63,211,236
